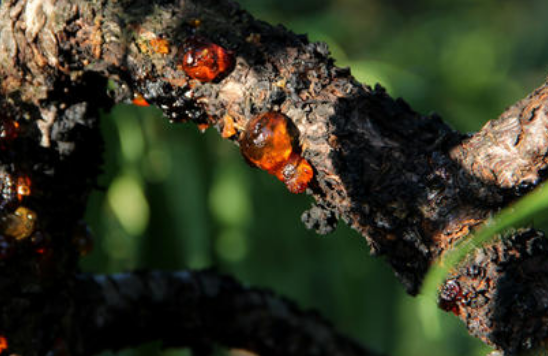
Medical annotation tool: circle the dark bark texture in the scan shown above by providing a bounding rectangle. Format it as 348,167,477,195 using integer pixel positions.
0,0,547,354
70,270,381,356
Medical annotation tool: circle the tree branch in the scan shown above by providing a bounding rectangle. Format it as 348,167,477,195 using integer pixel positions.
0,0,547,354
69,270,382,356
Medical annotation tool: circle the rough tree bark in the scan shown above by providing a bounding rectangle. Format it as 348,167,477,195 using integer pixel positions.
70,270,380,356
0,0,546,355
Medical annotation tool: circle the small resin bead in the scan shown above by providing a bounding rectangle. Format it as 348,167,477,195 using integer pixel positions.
16,176,31,201
240,112,296,172
180,37,234,82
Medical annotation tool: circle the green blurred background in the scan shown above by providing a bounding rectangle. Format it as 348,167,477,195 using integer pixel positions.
85,0,548,355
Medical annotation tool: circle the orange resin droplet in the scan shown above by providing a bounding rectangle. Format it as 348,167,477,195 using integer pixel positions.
274,153,314,194
240,112,296,172
132,94,150,107
240,112,313,193
149,38,170,54
181,37,234,82
0,336,7,353
221,115,237,138
16,176,31,201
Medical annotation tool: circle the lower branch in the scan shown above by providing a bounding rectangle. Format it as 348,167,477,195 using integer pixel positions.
68,270,382,356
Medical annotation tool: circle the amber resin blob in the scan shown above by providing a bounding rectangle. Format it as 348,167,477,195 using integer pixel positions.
240,112,313,193
2,206,37,241
132,93,150,107
180,36,234,82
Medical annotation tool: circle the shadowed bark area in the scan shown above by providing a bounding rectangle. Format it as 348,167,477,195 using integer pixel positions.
69,270,383,356
0,0,547,354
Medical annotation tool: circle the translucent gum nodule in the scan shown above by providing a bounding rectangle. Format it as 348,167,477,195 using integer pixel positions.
240,113,313,193
180,37,234,82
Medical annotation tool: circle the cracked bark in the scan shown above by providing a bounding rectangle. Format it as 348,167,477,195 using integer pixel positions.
0,0,547,354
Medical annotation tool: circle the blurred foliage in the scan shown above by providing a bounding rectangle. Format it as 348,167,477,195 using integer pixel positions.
85,0,548,355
